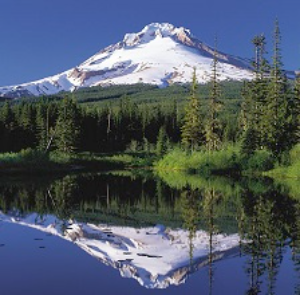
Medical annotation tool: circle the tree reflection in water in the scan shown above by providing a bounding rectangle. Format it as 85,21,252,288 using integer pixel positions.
0,172,300,293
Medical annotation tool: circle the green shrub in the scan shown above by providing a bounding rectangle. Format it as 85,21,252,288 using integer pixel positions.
0,148,50,170
155,145,241,174
49,151,73,164
290,144,300,163
0,152,21,164
20,148,49,163
244,150,274,172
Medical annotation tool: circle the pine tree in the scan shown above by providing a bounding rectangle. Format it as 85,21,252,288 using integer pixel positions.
1,101,15,130
239,81,251,133
19,103,36,148
205,39,222,152
251,34,269,149
36,104,49,151
241,34,269,155
54,96,81,154
156,126,168,157
294,73,300,143
181,68,204,151
265,19,288,155
241,127,258,156
1,102,16,151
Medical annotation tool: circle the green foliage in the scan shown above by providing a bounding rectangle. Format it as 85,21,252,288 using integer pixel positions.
42,81,242,106
48,150,74,164
239,21,293,158
205,41,222,152
0,81,244,156
35,104,49,150
263,19,289,155
0,148,49,170
0,23,298,177
241,128,259,156
240,34,270,154
54,96,81,154
294,74,300,143
243,150,274,172
290,143,300,162
102,152,156,168
155,144,241,174
265,144,300,178
156,126,168,157
181,68,204,151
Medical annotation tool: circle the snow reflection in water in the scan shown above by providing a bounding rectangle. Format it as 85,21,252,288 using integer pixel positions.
0,212,240,289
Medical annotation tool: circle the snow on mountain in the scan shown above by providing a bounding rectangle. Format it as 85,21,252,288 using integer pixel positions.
0,211,241,289
0,23,254,98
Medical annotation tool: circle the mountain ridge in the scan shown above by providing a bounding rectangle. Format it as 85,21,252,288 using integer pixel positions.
0,22,254,98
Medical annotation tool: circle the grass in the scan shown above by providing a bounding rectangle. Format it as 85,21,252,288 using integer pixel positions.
0,149,51,167
154,144,278,177
0,149,156,174
1,143,297,177
101,152,156,168
264,144,300,179
154,145,241,176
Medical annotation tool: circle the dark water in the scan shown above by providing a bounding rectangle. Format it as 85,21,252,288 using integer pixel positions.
0,171,299,294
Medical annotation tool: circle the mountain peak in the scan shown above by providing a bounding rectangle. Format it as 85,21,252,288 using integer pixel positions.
0,23,254,98
123,22,191,47
141,22,176,33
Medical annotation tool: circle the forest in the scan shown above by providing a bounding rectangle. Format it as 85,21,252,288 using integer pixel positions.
0,20,299,176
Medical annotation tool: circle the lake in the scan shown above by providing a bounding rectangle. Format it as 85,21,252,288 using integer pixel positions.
0,171,299,294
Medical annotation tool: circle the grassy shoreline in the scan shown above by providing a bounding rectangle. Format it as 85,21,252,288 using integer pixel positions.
154,145,274,177
0,149,155,175
1,144,299,179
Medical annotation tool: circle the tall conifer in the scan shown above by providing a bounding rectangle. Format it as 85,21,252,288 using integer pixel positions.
265,19,287,155
54,96,80,154
205,39,222,152
181,68,203,151
295,73,300,142
241,34,269,155
36,104,49,151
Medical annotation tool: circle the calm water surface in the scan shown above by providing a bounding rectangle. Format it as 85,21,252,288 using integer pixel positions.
0,172,299,294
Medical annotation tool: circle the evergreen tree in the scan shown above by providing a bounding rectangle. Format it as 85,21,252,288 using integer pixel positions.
181,68,204,151
239,81,251,133
36,104,49,151
265,19,288,155
156,126,168,157
241,34,269,154
0,102,16,151
54,96,81,154
205,40,222,152
294,73,300,143
251,34,269,149
19,103,36,148
241,127,258,156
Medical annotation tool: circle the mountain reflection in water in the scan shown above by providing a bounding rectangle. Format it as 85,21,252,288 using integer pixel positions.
0,211,240,289
0,172,299,294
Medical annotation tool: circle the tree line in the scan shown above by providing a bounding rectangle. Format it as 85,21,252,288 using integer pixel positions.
240,20,300,157
0,96,182,154
0,20,299,160
180,20,300,159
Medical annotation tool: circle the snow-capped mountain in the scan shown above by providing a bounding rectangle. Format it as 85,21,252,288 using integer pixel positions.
0,23,254,98
0,211,241,289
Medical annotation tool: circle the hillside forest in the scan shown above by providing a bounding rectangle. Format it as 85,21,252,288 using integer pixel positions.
0,20,299,175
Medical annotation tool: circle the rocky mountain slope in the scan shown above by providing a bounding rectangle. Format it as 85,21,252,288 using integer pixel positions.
0,23,254,98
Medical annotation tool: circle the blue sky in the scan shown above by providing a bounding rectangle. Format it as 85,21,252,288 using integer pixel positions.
0,0,299,86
